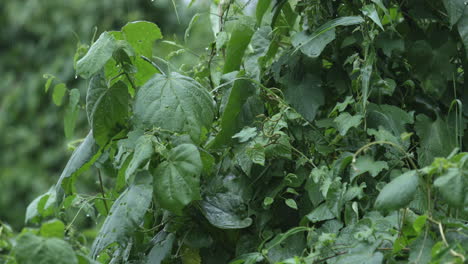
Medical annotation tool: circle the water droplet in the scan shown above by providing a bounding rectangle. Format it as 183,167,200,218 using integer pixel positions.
74,75,78,79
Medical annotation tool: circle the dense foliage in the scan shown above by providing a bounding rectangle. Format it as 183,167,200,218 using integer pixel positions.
1,0,467,263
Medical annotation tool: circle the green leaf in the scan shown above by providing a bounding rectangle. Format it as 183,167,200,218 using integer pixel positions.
230,253,264,264
306,203,335,223
121,21,162,86
292,29,335,58
56,131,101,194
64,89,80,139
185,14,201,43
408,234,435,264
366,103,414,138
125,135,154,182
223,19,255,73
86,75,128,146
362,4,384,30
201,192,253,229
39,219,65,238
292,16,364,57
351,155,388,181
245,26,272,80
457,8,468,59
52,83,67,106
77,32,118,79
44,74,56,92
246,143,265,166
442,0,466,27
153,144,202,214
256,0,272,25
335,243,383,264
434,168,466,208
91,184,152,258
134,72,215,144
146,231,175,264
122,21,162,57
285,199,298,210
334,113,363,136
210,72,259,147
415,115,456,166
232,127,258,143
15,233,78,264
375,170,419,211
283,73,324,122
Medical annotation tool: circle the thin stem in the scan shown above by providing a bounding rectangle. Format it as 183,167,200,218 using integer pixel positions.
98,170,109,214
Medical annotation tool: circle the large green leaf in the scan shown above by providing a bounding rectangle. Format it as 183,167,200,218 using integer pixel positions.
292,16,364,58
14,233,77,264
133,72,215,144
375,170,419,211
86,75,129,146
200,192,253,229
91,183,152,258
223,18,255,73
153,144,202,214
76,32,118,79
415,114,456,166
442,0,466,27
434,168,466,208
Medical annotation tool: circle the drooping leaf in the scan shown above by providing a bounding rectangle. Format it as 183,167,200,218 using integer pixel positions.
223,18,255,73
64,88,80,139
256,0,272,25
125,135,154,182
86,75,128,146
146,231,175,264
77,32,119,79
245,26,272,80
334,113,363,136
91,184,152,258
210,72,259,148
292,16,364,57
52,83,67,106
14,233,78,264
56,131,101,195
134,72,215,144
375,170,419,211
153,144,202,214
434,168,466,208
415,114,456,166
200,192,253,229
362,4,384,30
